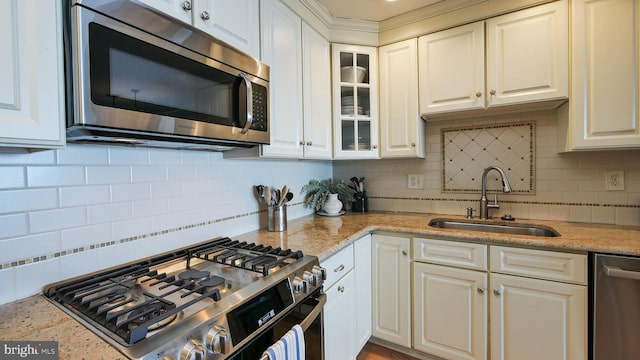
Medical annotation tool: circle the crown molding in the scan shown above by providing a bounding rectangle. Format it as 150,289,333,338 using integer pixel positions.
379,0,486,32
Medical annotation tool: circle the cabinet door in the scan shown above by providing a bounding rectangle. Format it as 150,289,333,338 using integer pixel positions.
137,0,192,23
379,39,424,159
193,0,260,59
324,270,357,360
332,44,379,159
371,234,411,347
569,0,640,149
418,21,485,114
490,273,587,360
486,1,568,107
413,262,487,360
354,234,372,353
0,0,64,149
260,0,303,158
302,23,332,159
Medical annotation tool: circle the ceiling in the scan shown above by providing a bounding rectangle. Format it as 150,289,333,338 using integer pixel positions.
316,0,444,22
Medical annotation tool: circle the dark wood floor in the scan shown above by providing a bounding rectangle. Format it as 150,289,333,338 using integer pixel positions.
356,342,422,360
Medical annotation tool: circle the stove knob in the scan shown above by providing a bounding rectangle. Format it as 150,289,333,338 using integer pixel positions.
303,270,317,287
292,276,308,294
180,339,206,360
206,325,229,354
312,265,327,281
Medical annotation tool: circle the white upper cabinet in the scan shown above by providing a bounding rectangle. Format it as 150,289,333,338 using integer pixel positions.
301,22,333,159
486,1,568,107
419,22,485,114
139,0,260,59
379,39,425,158
563,0,640,150
0,0,65,149
332,44,379,159
259,0,304,158
419,1,568,117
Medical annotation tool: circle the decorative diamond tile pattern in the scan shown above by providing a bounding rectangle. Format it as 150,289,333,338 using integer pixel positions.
442,122,535,194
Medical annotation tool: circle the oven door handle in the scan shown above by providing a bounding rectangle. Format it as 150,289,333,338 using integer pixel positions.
300,293,326,332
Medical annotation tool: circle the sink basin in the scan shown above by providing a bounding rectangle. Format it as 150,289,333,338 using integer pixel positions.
428,220,560,237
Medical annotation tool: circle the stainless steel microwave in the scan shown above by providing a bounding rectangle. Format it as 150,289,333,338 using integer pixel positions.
64,0,270,150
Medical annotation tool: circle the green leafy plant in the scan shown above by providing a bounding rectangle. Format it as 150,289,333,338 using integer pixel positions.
301,178,356,212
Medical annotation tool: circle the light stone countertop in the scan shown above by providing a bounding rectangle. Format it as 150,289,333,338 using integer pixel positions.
2,212,638,359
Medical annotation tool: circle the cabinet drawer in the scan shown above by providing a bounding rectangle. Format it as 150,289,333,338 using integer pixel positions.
321,244,354,289
413,237,487,271
490,246,587,284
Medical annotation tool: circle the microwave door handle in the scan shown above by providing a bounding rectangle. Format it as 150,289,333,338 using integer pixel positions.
239,72,253,134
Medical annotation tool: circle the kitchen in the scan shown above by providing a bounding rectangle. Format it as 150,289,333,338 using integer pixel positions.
1,0,639,359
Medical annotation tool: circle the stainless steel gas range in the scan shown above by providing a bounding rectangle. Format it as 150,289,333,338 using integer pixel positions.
44,237,326,359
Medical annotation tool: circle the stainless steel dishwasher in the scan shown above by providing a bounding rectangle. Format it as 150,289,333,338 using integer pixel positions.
593,253,640,360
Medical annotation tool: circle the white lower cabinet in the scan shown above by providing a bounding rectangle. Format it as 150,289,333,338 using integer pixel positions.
322,235,372,360
371,234,411,348
413,262,488,360
410,238,587,360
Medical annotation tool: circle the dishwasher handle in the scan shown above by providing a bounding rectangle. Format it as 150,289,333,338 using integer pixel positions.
604,265,640,281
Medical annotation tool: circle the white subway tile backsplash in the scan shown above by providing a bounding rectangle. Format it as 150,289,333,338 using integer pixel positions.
0,232,60,263
59,251,100,281
181,150,209,165
150,181,182,199
29,207,87,233
112,217,153,240
87,202,132,224
182,180,210,195
615,207,639,226
59,185,110,207
0,150,55,165
109,147,149,165
0,214,28,239
0,167,25,189
27,166,85,188
0,189,58,214
57,145,109,165
149,148,182,165
0,268,16,304
15,259,60,300
132,198,168,217
111,183,151,202
168,166,197,181
86,165,131,185
132,166,167,183
61,224,112,250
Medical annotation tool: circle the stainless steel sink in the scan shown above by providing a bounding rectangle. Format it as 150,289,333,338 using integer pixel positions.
428,220,560,237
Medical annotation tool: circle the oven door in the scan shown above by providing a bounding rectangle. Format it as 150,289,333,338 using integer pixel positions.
68,3,269,144
228,289,325,360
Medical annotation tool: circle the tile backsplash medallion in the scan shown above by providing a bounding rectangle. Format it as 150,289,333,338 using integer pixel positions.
442,121,535,193
0,145,331,304
334,110,640,226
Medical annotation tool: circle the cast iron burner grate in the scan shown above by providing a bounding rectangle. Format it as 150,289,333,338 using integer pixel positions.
187,238,304,276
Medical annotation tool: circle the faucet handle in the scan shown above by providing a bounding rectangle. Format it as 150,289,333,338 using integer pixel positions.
488,194,500,209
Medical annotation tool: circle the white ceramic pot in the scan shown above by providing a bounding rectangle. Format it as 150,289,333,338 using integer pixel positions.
323,193,343,214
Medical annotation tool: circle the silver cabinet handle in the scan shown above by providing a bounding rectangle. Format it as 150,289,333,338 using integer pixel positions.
476,92,482,97
402,250,407,256
605,265,640,280
477,288,484,294
238,72,253,134
493,289,501,296
306,141,312,146
334,264,345,272
338,286,345,292
372,145,378,149
299,141,305,146
182,1,192,11
200,11,210,21
411,143,416,147
490,90,496,95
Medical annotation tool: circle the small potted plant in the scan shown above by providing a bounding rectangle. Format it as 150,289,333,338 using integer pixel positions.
301,178,356,214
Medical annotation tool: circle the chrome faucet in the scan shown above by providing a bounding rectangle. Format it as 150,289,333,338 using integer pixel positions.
479,166,512,219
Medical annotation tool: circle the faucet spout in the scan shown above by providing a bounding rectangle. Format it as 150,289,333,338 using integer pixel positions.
480,166,512,219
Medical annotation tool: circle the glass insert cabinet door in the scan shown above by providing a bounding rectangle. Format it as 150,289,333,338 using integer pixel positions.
332,44,379,159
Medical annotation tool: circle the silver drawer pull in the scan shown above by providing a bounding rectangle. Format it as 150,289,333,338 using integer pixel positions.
493,289,501,296
605,265,640,281
334,264,345,272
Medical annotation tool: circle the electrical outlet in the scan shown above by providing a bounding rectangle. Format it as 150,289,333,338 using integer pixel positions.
605,170,625,191
408,174,424,189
